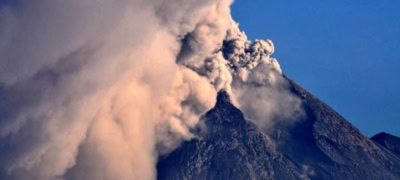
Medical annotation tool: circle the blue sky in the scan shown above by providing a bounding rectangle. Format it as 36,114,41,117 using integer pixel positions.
231,0,400,137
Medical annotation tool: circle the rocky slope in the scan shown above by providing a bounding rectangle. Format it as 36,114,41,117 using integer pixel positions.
157,79,400,180
371,132,400,158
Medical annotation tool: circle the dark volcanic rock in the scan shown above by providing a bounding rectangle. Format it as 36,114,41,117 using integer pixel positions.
157,91,302,180
157,80,400,180
371,132,400,157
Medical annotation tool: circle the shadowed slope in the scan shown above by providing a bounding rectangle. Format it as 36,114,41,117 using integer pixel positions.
371,132,400,157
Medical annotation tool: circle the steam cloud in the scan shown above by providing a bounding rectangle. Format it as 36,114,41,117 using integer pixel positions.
0,0,302,179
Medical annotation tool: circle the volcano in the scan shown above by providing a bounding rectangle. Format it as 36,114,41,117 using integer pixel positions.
157,77,400,180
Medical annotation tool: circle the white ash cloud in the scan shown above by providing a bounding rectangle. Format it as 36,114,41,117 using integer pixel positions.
222,24,304,129
0,0,302,179
181,22,303,129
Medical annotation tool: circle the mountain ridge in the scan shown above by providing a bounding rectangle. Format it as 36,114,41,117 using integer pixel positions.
157,78,400,180
371,132,400,158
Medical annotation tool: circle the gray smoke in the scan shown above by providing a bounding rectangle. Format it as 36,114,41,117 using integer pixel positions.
0,0,302,179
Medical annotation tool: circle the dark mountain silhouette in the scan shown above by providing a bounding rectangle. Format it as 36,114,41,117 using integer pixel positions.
371,132,400,158
157,78,400,180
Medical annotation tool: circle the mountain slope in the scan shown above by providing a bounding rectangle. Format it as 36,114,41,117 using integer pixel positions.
371,132,400,158
157,79,400,180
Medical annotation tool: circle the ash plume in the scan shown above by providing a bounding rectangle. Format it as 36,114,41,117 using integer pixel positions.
0,0,302,179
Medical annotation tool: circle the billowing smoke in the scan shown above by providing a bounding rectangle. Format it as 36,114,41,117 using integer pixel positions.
0,0,302,179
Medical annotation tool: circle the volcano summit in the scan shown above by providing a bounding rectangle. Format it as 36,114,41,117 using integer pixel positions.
157,81,400,179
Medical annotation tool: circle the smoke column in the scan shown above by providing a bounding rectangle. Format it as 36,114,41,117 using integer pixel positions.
0,0,302,179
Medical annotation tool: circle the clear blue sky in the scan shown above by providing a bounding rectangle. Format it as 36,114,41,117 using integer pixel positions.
231,0,400,137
